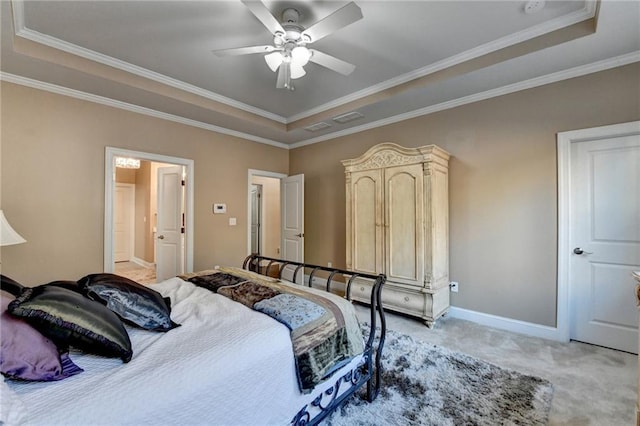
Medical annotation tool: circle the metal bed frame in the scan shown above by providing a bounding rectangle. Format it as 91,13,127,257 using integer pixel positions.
242,254,387,426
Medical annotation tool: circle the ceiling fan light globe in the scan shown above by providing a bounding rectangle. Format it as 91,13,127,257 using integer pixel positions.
291,46,312,67
264,52,283,72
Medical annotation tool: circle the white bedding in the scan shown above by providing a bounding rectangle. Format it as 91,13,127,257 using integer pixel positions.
4,277,364,426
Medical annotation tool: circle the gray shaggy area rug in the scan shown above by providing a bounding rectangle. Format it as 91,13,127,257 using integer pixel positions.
325,328,554,426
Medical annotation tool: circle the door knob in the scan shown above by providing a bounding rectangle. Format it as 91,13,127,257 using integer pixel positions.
158,235,165,240
573,247,592,255
296,233,304,238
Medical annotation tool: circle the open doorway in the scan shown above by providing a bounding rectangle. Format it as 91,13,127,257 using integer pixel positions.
113,160,177,283
105,148,194,283
250,175,282,258
247,170,304,282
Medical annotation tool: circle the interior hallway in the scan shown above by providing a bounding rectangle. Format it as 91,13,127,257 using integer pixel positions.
115,261,156,284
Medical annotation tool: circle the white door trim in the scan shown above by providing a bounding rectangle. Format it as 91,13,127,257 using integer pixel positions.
247,169,287,257
105,147,194,274
557,121,640,343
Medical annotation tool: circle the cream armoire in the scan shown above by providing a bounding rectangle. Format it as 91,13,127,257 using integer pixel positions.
342,143,450,327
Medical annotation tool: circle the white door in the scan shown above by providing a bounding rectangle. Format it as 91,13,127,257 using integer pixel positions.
156,166,184,282
281,174,304,283
570,131,640,353
114,184,134,263
251,184,262,255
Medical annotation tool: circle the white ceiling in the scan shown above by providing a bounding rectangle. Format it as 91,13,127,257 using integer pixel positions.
1,0,639,148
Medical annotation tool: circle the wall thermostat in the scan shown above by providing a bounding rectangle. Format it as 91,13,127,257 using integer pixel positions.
213,203,226,214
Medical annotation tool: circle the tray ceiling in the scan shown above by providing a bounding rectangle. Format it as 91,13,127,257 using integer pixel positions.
1,0,639,148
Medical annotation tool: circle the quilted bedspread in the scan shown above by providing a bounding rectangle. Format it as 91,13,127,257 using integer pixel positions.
186,267,364,392
6,277,366,425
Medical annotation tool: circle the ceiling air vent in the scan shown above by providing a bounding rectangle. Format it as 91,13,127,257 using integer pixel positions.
304,122,332,132
332,111,364,124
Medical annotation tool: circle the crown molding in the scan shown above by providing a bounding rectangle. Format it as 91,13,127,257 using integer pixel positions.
287,2,597,123
11,0,597,126
10,0,287,125
3,50,637,151
0,72,289,149
289,51,640,149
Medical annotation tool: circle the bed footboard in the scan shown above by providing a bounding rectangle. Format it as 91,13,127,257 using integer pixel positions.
242,254,386,425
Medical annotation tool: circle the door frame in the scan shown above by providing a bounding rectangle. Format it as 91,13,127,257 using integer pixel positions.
104,147,194,274
557,120,640,343
247,169,287,256
250,183,263,255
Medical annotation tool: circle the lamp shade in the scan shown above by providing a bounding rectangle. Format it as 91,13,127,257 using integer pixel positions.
0,210,26,246
290,63,306,79
264,52,283,72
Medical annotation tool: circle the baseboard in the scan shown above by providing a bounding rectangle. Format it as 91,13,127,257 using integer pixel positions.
131,257,155,269
304,273,565,343
448,306,566,342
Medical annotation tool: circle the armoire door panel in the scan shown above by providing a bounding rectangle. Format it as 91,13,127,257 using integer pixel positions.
352,170,383,274
385,165,424,286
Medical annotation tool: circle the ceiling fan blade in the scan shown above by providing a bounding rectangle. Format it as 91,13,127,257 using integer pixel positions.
309,49,356,76
301,2,363,43
241,0,285,36
212,45,275,57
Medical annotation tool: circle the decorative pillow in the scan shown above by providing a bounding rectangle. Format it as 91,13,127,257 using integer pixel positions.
1,275,25,297
1,293,83,381
77,273,180,332
8,285,133,363
45,280,83,293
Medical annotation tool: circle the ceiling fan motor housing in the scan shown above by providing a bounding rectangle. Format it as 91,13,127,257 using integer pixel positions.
282,8,301,23
274,9,309,46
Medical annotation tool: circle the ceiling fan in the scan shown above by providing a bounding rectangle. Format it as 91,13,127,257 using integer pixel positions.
212,1,363,91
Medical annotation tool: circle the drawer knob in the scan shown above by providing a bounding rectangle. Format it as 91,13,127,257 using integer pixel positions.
404,296,410,302
360,286,365,292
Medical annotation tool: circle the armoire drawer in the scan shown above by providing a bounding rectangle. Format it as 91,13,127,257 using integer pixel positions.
349,280,424,317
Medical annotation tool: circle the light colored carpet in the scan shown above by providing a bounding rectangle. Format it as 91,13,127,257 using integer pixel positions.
354,305,637,425
327,327,553,425
114,262,156,284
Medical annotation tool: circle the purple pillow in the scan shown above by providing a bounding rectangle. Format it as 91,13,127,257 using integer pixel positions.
0,294,83,381
8,285,133,363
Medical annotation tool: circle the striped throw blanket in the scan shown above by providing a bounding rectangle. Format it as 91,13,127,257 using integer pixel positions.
184,267,364,392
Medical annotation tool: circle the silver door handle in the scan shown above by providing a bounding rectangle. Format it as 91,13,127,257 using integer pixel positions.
158,235,165,240
573,247,592,255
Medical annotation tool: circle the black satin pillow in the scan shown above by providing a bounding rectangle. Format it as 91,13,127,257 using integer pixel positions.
1,275,25,297
8,285,132,363
78,273,180,332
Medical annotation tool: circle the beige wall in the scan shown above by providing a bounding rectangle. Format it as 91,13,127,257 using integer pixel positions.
0,82,288,285
115,168,136,184
1,63,638,326
289,63,640,327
